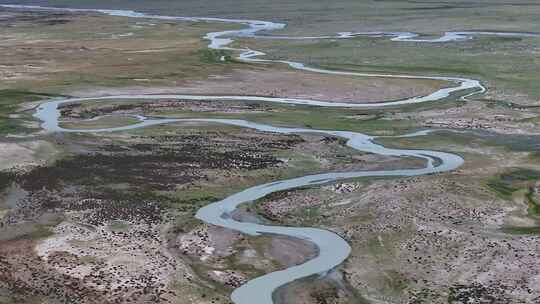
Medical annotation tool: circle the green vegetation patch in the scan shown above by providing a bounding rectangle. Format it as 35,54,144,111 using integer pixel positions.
0,90,58,135
107,220,131,232
502,226,540,235
487,168,540,234
244,34,540,102
486,179,516,198
487,168,540,198
527,191,540,217
0,171,14,192
382,270,410,294
198,49,232,63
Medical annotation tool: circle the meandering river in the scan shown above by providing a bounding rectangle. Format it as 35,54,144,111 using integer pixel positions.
35,101,464,304
7,3,535,304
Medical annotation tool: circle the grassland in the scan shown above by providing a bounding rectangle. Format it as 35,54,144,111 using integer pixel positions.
6,0,540,35
0,7,450,137
0,9,243,94
0,90,56,135
238,35,540,105
58,115,141,129
60,98,421,135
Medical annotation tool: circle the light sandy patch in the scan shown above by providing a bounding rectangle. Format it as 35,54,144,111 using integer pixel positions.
392,101,540,135
179,68,448,103
70,67,447,104
264,235,318,268
36,220,181,291
0,140,56,170
177,224,240,261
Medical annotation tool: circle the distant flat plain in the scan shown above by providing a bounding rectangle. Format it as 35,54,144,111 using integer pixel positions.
4,0,540,34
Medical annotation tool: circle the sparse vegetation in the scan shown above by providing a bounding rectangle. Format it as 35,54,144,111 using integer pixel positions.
198,49,232,63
